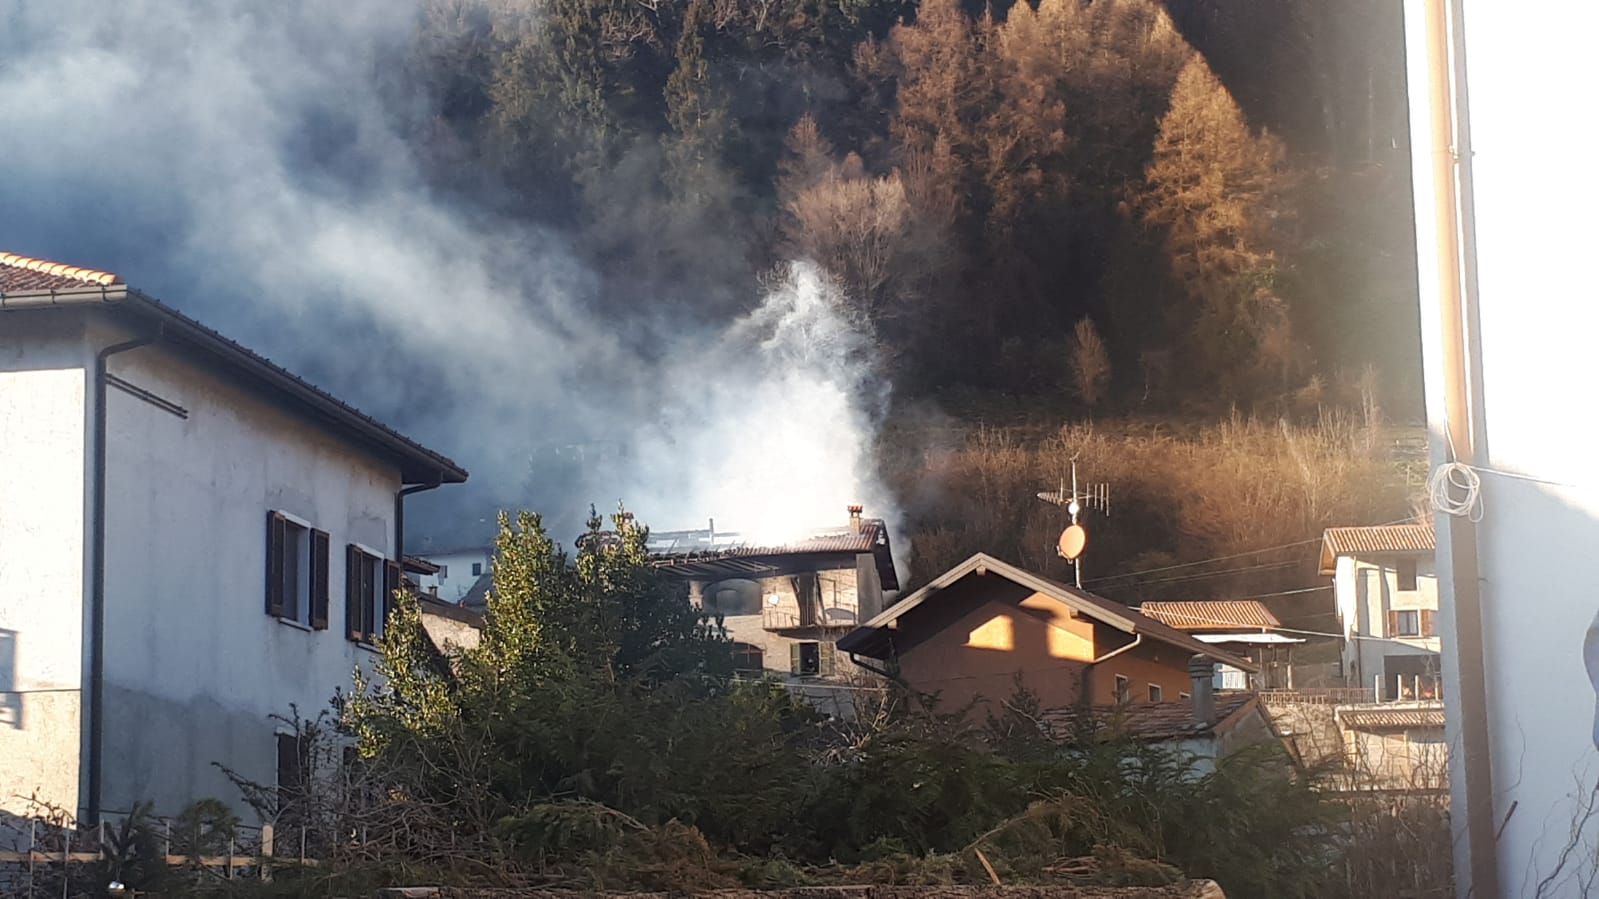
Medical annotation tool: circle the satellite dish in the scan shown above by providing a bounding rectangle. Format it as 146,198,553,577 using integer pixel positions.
1057,524,1088,560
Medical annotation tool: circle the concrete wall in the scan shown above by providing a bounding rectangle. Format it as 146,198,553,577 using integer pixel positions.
695,558,874,678
89,317,402,820
1403,0,1599,892
0,315,90,822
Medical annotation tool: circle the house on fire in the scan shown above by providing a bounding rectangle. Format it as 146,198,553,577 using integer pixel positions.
647,506,899,686
0,251,467,827
836,553,1258,716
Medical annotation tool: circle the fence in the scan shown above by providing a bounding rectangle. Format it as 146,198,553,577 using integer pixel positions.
0,812,321,895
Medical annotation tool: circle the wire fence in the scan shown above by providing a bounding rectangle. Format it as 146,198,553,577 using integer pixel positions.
0,810,324,897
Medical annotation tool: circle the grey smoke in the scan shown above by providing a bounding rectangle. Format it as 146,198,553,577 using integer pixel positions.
0,0,900,550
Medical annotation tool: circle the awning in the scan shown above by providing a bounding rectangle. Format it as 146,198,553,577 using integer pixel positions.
1194,632,1305,645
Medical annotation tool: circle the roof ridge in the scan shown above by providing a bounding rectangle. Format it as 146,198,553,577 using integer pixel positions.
0,251,121,287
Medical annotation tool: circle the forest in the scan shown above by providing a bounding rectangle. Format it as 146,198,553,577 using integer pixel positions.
399,0,1421,412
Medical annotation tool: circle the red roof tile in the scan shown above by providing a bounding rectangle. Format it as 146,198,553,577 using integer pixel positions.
1336,702,1445,731
0,251,122,292
1139,600,1280,631
1320,525,1435,573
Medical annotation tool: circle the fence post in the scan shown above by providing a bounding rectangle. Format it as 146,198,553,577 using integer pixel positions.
226,835,234,879
261,823,274,882
26,819,34,899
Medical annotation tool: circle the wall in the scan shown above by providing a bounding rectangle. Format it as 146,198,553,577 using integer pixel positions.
1404,0,1599,892
90,317,403,820
1088,636,1202,707
1345,726,1448,792
413,548,492,601
0,314,90,825
895,589,1096,714
1343,554,1440,693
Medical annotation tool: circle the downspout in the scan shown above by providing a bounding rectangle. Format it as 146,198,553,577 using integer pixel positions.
396,475,445,566
1423,0,1498,893
1085,633,1144,705
88,331,160,826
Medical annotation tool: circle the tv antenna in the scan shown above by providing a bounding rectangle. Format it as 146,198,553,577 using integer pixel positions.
1037,458,1109,588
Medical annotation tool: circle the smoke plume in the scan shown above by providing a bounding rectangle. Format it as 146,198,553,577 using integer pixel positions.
0,0,898,549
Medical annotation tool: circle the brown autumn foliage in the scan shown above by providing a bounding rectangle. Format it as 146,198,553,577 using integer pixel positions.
884,414,1410,613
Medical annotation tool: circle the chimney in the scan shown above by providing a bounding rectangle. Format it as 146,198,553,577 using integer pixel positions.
848,504,864,533
1188,654,1216,727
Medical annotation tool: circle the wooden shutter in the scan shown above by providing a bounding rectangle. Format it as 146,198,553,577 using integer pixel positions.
383,560,402,635
345,544,363,642
309,530,330,630
1421,609,1436,637
789,642,802,675
818,640,837,677
1386,610,1400,636
266,512,287,618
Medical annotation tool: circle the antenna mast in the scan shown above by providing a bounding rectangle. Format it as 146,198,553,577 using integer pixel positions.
1036,458,1110,588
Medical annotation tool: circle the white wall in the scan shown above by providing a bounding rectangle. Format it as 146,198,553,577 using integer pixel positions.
0,315,90,824
89,317,403,820
1405,0,1599,893
413,548,491,601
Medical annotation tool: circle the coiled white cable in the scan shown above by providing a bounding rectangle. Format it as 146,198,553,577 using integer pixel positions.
1429,461,1483,521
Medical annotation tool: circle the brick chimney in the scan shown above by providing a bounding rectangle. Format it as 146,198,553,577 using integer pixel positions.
847,504,864,533
1188,654,1217,728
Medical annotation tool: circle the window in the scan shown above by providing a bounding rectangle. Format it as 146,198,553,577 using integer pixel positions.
790,641,835,677
346,545,399,644
471,562,483,577
1397,559,1418,591
730,642,765,674
276,732,307,821
266,512,329,629
1148,684,1163,702
1114,675,1130,705
1392,610,1421,637
438,564,448,581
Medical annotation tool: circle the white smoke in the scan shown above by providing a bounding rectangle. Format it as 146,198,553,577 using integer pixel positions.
0,0,899,548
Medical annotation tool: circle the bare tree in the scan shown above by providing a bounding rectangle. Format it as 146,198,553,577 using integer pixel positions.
1069,317,1112,410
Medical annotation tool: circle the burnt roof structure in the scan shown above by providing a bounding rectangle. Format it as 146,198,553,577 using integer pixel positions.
647,517,899,591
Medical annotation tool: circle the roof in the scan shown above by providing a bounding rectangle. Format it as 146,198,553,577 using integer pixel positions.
459,571,494,608
0,251,466,485
1139,600,1280,631
1319,525,1435,574
1045,693,1261,742
417,591,485,628
837,553,1255,671
1335,702,1446,731
648,519,899,590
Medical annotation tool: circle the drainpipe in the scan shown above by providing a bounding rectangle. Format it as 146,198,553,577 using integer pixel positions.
1423,0,1498,893
87,331,160,826
396,475,445,565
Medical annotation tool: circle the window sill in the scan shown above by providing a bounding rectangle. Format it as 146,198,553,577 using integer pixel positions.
276,617,314,633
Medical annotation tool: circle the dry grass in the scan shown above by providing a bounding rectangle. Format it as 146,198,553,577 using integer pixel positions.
882,412,1411,606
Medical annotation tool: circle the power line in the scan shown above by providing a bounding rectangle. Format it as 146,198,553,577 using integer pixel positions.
1102,559,1301,591
1084,517,1415,587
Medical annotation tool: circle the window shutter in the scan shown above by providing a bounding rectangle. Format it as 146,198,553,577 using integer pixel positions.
266,512,287,618
1421,609,1435,636
310,530,331,630
345,544,363,642
789,642,802,675
819,640,837,677
1387,610,1400,637
383,560,402,634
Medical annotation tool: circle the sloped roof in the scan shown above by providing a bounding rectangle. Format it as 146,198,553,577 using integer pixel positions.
1139,600,1280,632
1319,525,1435,574
0,250,466,484
1336,702,1446,731
837,553,1254,671
1045,693,1261,741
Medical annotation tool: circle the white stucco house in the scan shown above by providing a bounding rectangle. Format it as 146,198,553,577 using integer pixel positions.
1402,0,1599,894
1318,525,1440,700
408,543,493,602
0,251,468,828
